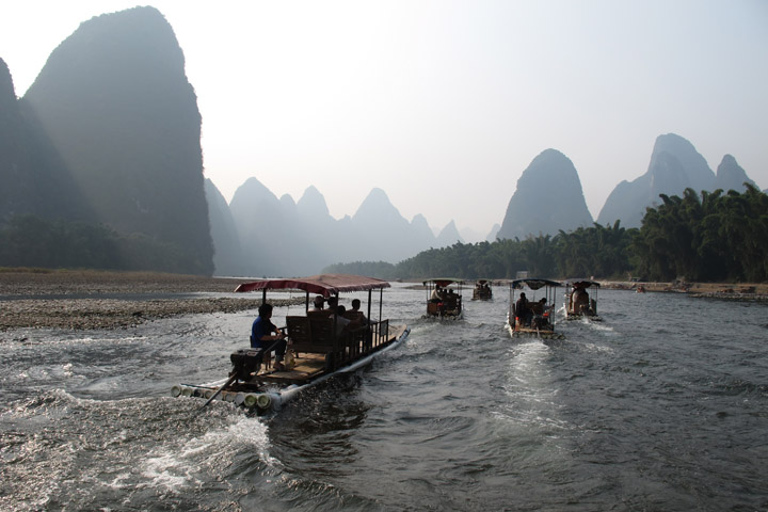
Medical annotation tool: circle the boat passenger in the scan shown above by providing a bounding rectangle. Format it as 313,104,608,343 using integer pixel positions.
430,285,446,302
531,298,548,328
308,295,325,313
326,296,339,314
571,286,589,314
348,298,371,325
445,288,458,309
251,303,288,371
332,305,352,337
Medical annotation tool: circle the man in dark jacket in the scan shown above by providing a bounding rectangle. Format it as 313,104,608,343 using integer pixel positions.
251,303,287,370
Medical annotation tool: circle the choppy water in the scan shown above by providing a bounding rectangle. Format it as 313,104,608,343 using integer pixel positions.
1,284,767,511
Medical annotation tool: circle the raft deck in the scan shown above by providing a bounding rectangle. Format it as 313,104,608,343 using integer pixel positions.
175,323,409,411
259,323,408,385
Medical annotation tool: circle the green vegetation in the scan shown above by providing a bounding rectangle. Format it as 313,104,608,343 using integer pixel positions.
328,186,768,283
328,229,635,281
631,184,768,282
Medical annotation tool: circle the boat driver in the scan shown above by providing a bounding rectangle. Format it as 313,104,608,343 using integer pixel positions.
515,292,531,326
251,303,288,371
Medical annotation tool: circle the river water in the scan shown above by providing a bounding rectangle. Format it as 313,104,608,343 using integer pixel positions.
1,284,767,511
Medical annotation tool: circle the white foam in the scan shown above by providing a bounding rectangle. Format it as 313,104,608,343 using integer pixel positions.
139,415,273,492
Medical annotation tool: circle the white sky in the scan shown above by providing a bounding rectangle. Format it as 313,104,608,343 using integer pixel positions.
2,1,767,240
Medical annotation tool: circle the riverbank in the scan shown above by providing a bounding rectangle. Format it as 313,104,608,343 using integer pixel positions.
2,270,766,331
601,280,768,298
0,269,301,331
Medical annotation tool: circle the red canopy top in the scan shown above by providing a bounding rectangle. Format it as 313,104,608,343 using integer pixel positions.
234,274,391,297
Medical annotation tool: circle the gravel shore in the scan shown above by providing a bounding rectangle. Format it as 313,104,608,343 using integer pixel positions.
0,270,301,331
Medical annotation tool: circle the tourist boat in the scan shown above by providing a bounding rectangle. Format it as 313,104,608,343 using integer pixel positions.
471,279,493,301
564,278,602,321
172,274,409,414
507,278,564,339
424,278,464,318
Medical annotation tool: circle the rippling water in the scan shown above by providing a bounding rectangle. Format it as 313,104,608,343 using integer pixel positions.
1,284,767,511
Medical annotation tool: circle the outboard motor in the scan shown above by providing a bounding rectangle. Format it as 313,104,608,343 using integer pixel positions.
230,348,264,382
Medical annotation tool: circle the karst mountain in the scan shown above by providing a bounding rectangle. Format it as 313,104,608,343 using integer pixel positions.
0,6,762,277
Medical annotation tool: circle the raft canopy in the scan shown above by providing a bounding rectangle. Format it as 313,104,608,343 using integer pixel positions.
510,278,563,290
423,278,465,288
563,278,600,289
234,274,391,297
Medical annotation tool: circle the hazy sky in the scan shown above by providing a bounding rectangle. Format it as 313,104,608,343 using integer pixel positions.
2,1,766,240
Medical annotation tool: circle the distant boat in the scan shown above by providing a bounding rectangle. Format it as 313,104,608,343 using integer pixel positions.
472,279,493,301
173,274,409,414
564,279,602,321
507,278,564,340
423,278,464,319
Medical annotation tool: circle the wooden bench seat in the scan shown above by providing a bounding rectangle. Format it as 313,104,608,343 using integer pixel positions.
286,315,387,370
285,315,336,354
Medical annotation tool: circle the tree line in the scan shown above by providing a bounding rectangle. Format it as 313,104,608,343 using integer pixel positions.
327,185,768,283
632,185,768,282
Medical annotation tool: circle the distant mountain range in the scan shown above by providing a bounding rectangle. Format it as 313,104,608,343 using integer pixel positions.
208,129,760,275
0,6,763,277
597,133,757,227
208,179,465,276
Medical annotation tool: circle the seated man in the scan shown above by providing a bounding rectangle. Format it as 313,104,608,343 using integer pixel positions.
326,296,339,315
531,298,548,328
346,298,370,325
251,303,288,371
308,295,325,313
430,285,445,302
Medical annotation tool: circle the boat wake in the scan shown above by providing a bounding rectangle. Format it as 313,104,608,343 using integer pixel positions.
0,388,282,511
499,341,564,426
585,320,615,333
141,414,273,492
